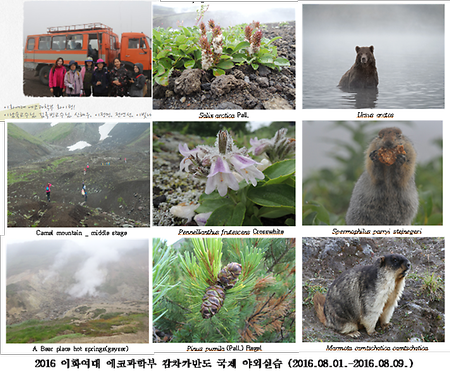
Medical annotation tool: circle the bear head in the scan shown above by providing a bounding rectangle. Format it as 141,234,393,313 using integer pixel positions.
355,46,375,66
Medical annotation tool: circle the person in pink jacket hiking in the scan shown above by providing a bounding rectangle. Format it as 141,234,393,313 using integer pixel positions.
49,57,66,97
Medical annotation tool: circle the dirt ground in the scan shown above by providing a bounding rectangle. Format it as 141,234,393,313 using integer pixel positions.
302,237,445,342
153,22,296,110
23,68,151,97
8,151,150,227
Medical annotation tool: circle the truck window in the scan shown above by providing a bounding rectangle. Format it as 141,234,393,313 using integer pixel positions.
128,38,141,49
38,36,51,50
67,34,83,50
52,35,66,50
26,38,35,51
110,35,117,50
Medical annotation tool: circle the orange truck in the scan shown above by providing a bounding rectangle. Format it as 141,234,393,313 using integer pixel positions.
24,23,151,85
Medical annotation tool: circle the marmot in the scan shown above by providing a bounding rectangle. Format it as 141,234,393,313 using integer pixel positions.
346,127,419,225
338,46,379,90
313,254,410,338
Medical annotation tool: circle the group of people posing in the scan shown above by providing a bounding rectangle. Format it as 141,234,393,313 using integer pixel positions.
48,57,147,97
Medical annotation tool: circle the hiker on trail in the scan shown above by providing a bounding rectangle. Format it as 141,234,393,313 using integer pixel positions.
124,157,127,163
45,183,52,202
84,168,86,175
81,182,87,202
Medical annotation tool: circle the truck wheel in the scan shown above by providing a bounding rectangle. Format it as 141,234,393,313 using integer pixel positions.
39,66,51,86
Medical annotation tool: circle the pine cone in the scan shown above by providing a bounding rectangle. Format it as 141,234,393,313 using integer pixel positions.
201,285,226,319
217,262,242,289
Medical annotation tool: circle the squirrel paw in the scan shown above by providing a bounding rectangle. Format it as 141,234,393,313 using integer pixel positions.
369,149,379,162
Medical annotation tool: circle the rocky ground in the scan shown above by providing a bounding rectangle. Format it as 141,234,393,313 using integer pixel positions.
153,22,296,110
302,237,445,342
153,132,206,226
8,151,150,227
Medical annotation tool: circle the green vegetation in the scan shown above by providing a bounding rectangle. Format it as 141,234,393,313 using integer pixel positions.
153,238,295,343
8,124,45,146
7,313,148,343
153,11,289,85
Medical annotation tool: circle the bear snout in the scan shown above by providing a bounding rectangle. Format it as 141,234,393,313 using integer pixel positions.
360,54,368,64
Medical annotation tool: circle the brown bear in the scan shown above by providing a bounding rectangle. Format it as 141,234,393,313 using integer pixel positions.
338,46,379,90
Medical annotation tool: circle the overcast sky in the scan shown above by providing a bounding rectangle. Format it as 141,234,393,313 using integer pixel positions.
23,1,151,46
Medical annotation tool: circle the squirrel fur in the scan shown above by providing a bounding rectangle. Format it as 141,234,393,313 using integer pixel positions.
346,127,418,225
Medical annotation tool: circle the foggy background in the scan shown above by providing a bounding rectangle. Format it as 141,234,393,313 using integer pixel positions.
23,1,152,47
7,239,148,298
153,2,295,29
303,5,444,109
302,121,442,177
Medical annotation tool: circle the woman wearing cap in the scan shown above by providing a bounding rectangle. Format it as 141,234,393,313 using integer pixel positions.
64,60,82,97
91,59,110,97
80,57,94,97
109,58,129,97
49,57,66,97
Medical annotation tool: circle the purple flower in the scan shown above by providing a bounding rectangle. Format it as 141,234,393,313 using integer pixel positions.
229,154,265,186
178,130,265,196
206,156,239,196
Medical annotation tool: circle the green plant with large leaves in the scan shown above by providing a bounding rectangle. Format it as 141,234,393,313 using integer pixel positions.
153,20,290,86
197,159,295,226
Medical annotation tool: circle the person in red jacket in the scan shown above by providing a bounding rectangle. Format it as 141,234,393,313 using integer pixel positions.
49,57,66,97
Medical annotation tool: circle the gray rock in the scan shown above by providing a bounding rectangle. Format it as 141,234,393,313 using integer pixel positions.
174,69,202,96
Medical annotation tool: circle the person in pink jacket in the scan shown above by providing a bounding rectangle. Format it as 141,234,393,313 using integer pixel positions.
49,57,66,97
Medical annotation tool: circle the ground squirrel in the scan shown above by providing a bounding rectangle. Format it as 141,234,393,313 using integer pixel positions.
346,127,418,225
313,254,410,338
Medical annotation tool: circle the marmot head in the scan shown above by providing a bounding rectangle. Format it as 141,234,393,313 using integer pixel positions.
377,254,411,280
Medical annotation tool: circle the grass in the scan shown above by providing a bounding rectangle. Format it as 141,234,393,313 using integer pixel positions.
7,313,149,343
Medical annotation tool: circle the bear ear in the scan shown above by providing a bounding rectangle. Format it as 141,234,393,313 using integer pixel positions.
370,46,374,53
355,46,360,53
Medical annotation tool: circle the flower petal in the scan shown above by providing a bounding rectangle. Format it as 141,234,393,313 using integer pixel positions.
209,156,231,176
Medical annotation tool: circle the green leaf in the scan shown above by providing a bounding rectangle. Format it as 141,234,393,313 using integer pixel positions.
184,59,195,69
274,57,290,67
285,218,295,226
228,202,246,225
216,60,234,70
266,36,282,45
263,159,295,185
259,54,274,64
232,53,247,63
233,41,250,52
258,206,295,219
302,201,330,225
197,194,233,213
251,63,259,70
204,201,246,226
176,35,188,44
213,68,225,76
247,184,295,208
156,49,170,59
